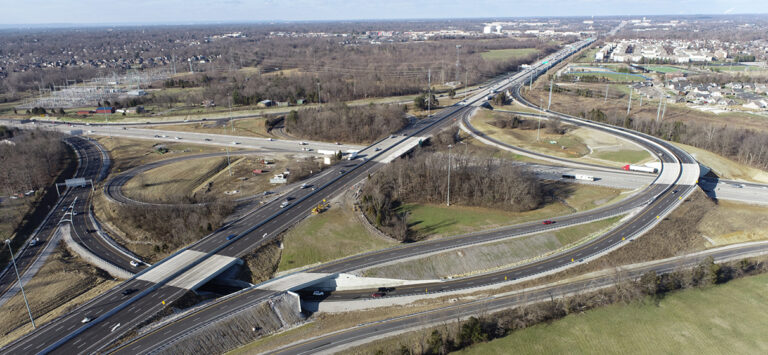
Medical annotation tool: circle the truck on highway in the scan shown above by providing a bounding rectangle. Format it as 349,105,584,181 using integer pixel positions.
622,164,658,174
347,150,359,160
575,174,596,181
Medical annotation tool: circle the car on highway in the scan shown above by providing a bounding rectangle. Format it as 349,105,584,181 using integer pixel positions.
301,183,309,189
122,288,137,296
312,290,325,296
268,138,274,141
81,317,92,323
29,238,39,247
542,220,555,225
130,260,139,267
378,287,395,292
226,234,237,240
375,147,381,151
335,142,341,145
72,211,78,216
390,135,396,139
232,141,240,145
204,138,212,141
371,292,386,298
280,201,290,208
174,137,182,140
299,141,308,145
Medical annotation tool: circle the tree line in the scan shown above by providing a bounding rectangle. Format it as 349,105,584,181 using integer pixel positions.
582,108,768,170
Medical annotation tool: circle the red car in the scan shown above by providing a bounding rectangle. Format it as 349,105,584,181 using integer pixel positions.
371,292,386,298
542,220,555,225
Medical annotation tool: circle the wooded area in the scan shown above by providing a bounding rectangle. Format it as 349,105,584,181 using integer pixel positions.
0,127,66,195
285,104,408,143
360,146,544,241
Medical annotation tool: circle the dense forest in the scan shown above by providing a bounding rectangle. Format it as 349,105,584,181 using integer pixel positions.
0,127,66,195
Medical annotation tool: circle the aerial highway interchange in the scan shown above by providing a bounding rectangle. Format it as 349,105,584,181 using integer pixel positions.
2,36,768,355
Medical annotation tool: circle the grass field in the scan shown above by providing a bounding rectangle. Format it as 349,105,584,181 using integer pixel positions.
673,142,768,183
123,156,228,203
400,184,625,240
277,203,396,272
459,272,768,355
472,109,653,167
472,109,590,159
363,215,623,280
0,245,118,346
145,117,271,138
643,65,693,74
698,200,768,246
573,47,600,63
570,72,648,82
481,48,540,62
593,149,651,164
95,137,229,174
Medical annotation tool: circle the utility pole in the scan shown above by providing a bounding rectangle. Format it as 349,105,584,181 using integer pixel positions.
229,97,234,133
316,81,321,104
537,115,542,142
656,95,663,122
626,88,633,116
427,68,431,117
5,240,35,329
225,146,232,176
604,84,609,103
446,144,452,206
547,80,553,111
464,70,468,97
661,98,667,121
455,45,461,82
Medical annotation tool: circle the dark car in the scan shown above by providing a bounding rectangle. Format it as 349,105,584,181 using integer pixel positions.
226,234,237,240
121,288,137,296
378,287,395,292
542,220,555,225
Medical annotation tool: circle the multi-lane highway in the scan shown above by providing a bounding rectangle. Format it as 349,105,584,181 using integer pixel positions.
0,137,145,310
1,37,700,354
271,241,768,355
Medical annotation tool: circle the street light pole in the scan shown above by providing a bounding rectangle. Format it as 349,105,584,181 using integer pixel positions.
5,240,35,329
447,144,453,206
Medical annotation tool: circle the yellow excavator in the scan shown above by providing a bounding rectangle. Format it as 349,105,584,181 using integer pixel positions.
312,199,330,214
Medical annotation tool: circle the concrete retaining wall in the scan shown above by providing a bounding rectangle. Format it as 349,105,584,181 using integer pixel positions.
60,223,134,279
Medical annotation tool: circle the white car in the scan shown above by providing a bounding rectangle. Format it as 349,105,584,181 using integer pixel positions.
280,201,290,208
232,141,240,145
268,138,274,141
130,260,139,267
72,211,78,216
174,137,181,140
81,317,92,323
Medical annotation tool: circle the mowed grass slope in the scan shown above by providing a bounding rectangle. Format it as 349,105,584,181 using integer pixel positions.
459,272,768,355
122,156,228,203
363,216,623,280
146,118,271,138
401,184,625,239
277,205,395,272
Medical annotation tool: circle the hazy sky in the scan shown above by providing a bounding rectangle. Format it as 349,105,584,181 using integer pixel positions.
0,0,765,25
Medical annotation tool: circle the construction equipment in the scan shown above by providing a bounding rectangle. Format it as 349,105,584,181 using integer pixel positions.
312,199,330,214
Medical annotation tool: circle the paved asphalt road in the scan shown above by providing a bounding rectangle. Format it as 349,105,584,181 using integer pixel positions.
1,37,688,355
271,242,768,355
0,137,145,306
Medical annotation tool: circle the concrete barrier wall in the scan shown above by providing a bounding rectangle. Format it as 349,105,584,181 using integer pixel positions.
60,223,134,280
153,291,304,355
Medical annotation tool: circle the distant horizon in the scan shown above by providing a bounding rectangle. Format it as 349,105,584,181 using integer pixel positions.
1,0,766,27
1,13,767,30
